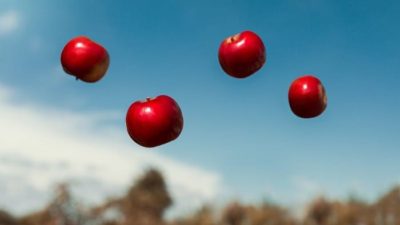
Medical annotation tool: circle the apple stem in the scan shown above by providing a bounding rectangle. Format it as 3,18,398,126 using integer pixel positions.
75,77,79,81
146,97,151,101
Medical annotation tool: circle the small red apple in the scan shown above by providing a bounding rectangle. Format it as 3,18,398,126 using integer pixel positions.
218,30,266,78
61,36,110,83
126,95,184,148
288,75,327,118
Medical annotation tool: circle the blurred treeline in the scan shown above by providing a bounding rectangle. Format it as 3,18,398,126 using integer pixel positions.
1,169,400,225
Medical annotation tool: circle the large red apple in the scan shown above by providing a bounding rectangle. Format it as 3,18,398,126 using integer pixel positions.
126,95,184,148
218,30,266,78
288,75,327,118
61,36,109,83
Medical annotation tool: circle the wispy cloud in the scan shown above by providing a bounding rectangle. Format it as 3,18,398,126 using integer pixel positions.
0,10,19,36
0,83,222,216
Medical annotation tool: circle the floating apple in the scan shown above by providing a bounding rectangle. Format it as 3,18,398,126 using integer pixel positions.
61,36,109,83
218,30,266,78
126,95,184,148
288,75,327,118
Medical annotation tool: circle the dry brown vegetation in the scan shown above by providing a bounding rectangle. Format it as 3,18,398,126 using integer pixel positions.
1,169,400,225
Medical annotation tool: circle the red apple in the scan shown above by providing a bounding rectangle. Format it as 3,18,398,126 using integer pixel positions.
61,36,109,83
218,30,266,78
288,75,327,118
126,95,184,148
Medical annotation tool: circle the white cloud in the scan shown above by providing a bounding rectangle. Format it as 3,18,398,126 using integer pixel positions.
0,10,19,36
0,83,222,216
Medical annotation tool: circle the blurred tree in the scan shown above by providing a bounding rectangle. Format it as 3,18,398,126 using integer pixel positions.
171,206,215,225
4,169,400,225
372,187,400,225
304,197,333,225
221,202,246,225
48,183,88,225
121,169,172,225
247,202,296,225
332,200,369,225
0,210,18,225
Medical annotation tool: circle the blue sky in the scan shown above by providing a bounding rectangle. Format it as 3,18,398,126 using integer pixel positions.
0,0,400,214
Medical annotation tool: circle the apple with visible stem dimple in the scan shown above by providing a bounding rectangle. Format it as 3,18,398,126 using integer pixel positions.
126,95,184,148
288,75,328,118
61,36,110,83
218,30,266,78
